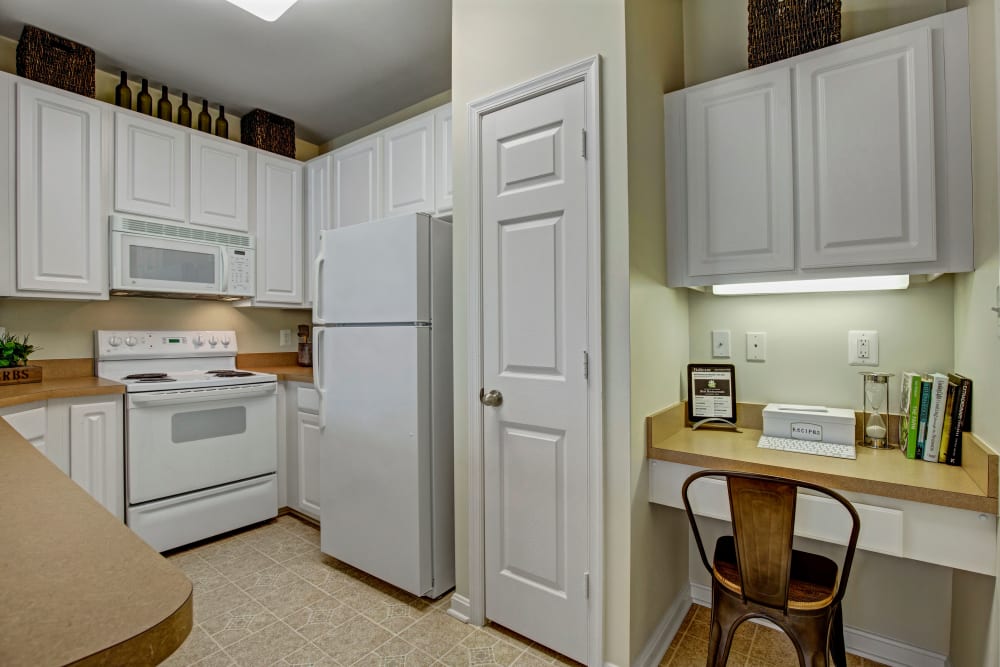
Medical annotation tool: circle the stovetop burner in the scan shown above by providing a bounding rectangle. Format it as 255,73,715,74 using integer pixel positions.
136,377,177,383
208,371,255,378
124,373,169,380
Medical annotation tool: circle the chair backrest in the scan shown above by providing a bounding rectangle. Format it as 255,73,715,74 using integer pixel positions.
682,469,861,613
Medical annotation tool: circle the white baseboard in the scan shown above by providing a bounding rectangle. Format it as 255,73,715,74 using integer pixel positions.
447,593,473,624
688,583,948,667
632,589,693,667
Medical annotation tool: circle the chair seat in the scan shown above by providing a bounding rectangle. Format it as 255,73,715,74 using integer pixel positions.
711,535,839,611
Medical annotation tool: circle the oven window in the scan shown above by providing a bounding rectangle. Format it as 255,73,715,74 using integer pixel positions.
172,406,246,443
130,245,216,284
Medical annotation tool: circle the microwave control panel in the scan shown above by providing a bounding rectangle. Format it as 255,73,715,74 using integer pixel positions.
226,248,255,296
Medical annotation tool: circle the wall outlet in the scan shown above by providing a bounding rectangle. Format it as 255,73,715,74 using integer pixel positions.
848,330,879,366
279,329,292,346
746,332,767,362
711,330,731,358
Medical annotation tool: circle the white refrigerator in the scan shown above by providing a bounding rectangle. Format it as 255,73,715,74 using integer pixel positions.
313,212,454,598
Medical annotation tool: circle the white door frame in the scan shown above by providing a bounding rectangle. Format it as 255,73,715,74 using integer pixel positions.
463,55,604,666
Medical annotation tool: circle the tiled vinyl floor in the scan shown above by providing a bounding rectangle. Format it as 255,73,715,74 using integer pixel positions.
163,515,580,667
659,604,890,667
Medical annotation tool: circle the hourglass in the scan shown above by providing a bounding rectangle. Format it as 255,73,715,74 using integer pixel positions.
859,372,894,449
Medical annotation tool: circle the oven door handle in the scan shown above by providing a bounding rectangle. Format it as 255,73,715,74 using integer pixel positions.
129,383,276,408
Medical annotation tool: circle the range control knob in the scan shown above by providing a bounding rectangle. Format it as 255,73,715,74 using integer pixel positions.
209,336,218,347
193,335,205,346
221,336,231,347
125,336,138,347
108,336,123,347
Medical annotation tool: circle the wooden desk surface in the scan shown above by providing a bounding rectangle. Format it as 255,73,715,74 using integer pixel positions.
647,403,998,514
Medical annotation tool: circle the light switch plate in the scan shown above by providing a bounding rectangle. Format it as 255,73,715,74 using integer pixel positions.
746,332,767,362
848,330,879,366
711,330,731,358
279,329,292,346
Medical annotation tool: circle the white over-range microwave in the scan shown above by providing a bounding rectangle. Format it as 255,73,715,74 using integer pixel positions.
110,215,255,299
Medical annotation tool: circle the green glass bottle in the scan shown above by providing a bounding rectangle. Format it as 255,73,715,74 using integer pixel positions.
114,71,131,110
215,105,228,139
156,85,172,122
136,79,152,115
177,93,192,128
197,100,211,133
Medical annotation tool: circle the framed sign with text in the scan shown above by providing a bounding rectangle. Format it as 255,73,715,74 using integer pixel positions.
687,364,737,426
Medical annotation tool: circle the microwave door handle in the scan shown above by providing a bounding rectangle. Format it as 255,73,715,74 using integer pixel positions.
220,249,229,294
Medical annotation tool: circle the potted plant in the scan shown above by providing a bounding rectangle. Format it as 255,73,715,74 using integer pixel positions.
0,333,42,384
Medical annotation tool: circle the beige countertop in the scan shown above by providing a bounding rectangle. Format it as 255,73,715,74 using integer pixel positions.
237,352,314,383
0,376,124,409
0,419,192,665
242,364,315,383
647,402,999,514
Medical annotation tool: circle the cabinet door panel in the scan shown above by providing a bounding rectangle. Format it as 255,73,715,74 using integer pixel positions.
332,137,379,228
190,134,248,231
256,155,303,304
69,400,124,520
17,84,104,294
115,113,186,220
382,113,434,217
305,154,333,306
685,69,794,276
297,410,322,518
435,106,453,216
796,27,936,268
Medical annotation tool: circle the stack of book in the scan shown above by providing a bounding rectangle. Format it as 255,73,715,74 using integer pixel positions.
898,372,973,465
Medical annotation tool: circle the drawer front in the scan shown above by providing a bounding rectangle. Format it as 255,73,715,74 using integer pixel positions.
296,386,320,414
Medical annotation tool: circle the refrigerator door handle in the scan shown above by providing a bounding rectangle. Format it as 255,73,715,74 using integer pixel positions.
313,326,326,430
313,252,327,325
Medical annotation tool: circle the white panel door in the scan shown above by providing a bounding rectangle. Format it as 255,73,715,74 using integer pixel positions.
190,134,249,232
305,154,333,306
114,112,187,220
255,154,303,304
69,400,123,520
332,137,380,228
796,27,936,268
685,68,794,276
434,105,453,215
296,410,322,518
16,84,104,295
382,113,434,216
481,81,590,663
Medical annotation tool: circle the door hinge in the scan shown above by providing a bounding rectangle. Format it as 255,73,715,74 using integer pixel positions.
584,572,590,599
581,129,587,159
583,351,589,380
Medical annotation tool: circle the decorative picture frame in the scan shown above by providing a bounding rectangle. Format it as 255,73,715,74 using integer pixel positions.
687,363,737,427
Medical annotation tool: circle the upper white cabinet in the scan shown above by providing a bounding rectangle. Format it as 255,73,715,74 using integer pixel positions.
382,112,434,217
15,83,106,297
332,136,380,228
434,106,453,216
304,153,333,307
189,134,249,232
114,112,187,221
665,9,971,288
252,153,303,305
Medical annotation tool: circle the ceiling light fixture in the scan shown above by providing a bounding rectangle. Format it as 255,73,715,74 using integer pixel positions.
224,0,299,22
711,275,910,296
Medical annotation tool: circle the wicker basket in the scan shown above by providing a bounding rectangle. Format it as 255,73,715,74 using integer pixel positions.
748,0,842,68
16,25,95,97
241,109,296,159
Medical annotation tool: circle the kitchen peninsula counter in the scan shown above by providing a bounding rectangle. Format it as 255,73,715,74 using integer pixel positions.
0,419,192,665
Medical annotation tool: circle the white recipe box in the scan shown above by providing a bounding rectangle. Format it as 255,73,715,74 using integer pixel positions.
762,404,856,446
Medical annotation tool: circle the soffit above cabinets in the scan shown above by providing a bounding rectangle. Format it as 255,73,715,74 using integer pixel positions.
0,0,451,144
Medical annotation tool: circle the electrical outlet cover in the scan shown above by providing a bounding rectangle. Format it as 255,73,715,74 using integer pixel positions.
848,330,879,366
711,330,731,358
746,332,767,362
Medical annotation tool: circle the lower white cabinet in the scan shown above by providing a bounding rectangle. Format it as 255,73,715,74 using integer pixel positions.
285,381,321,520
2,396,124,520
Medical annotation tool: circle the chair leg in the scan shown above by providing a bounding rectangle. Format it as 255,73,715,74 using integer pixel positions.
706,589,740,667
829,604,847,667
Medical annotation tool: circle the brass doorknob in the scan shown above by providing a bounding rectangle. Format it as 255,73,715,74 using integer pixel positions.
480,389,503,407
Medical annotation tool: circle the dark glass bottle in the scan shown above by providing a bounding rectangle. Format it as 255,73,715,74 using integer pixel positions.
136,79,153,115
215,105,228,139
177,93,192,128
197,100,211,133
156,85,172,121
114,71,131,110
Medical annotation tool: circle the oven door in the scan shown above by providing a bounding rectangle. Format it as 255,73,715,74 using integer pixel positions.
126,383,277,504
112,231,223,295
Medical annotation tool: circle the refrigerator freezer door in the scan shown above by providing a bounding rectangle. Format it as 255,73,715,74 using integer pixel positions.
319,325,433,595
318,213,430,324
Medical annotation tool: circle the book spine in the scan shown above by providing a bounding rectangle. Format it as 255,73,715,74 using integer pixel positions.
938,382,956,463
947,377,972,466
905,374,922,459
923,373,949,462
915,378,932,460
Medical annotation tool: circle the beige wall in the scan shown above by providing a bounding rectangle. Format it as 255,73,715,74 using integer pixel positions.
624,0,691,661
0,298,310,359
451,1,633,664
319,90,452,153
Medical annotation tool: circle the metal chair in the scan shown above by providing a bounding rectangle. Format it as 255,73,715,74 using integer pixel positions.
682,470,860,667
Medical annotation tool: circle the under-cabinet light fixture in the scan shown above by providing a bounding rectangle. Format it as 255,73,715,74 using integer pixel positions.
224,0,299,21
711,275,910,296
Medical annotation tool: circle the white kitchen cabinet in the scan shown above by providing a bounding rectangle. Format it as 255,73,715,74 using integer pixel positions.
382,113,435,217
434,105,453,216
252,153,304,305
286,382,321,520
115,112,187,221
332,136,380,229
67,399,124,520
0,401,56,466
189,133,249,232
304,153,333,306
15,83,106,297
665,9,971,288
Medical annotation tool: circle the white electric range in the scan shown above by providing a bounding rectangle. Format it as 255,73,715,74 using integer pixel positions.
96,330,278,552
